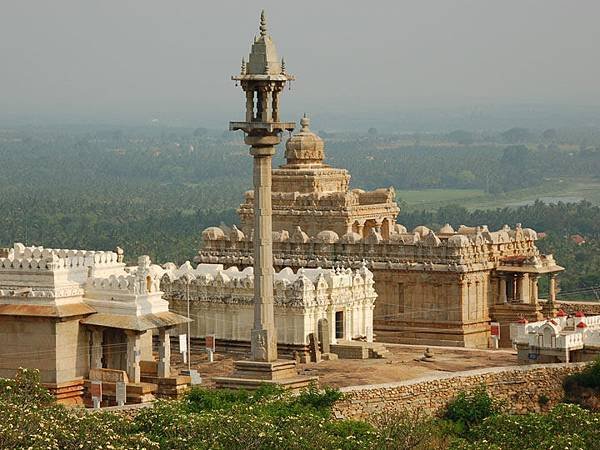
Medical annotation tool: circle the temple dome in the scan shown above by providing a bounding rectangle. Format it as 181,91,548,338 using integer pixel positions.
285,115,325,165
412,225,431,238
438,224,455,234
340,232,363,244
202,227,225,241
314,230,339,244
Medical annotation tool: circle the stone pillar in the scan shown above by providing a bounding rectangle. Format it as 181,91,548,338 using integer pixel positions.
345,307,352,341
531,274,539,303
157,328,171,378
250,144,278,362
90,329,103,369
519,273,530,303
328,307,337,345
356,220,365,238
245,91,254,122
126,331,142,383
318,318,331,353
549,273,557,305
510,274,517,302
499,275,508,304
366,305,374,342
381,218,393,240
272,91,280,122
256,90,263,120
261,89,272,122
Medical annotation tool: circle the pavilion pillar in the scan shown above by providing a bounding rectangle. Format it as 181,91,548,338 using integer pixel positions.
374,219,383,234
519,273,530,303
345,307,352,341
531,274,539,303
90,329,103,369
498,275,508,304
157,328,171,378
510,274,518,302
356,220,366,239
549,273,557,305
126,331,142,383
328,307,337,344
381,218,393,240
366,305,374,342
245,91,254,122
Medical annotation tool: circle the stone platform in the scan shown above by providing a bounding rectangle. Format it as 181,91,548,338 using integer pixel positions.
43,378,85,405
214,359,318,391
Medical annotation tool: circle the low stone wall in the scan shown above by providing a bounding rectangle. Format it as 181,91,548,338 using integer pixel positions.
555,300,600,315
332,363,587,421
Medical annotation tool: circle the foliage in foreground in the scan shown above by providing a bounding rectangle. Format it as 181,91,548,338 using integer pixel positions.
564,357,600,392
450,403,600,450
1,370,600,449
0,369,157,450
444,385,502,432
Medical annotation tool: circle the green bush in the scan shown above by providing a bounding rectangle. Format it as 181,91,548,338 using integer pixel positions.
564,357,600,393
3,370,599,450
375,410,452,450
0,369,159,449
0,367,54,406
444,386,501,432
452,403,600,450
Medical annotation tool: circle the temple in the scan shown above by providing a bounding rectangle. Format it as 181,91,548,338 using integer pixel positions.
197,118,564,349
238,115,400,238
161,262,378,361
0,243,190,404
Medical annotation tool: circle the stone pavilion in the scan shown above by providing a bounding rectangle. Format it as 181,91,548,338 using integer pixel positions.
0,243,190,404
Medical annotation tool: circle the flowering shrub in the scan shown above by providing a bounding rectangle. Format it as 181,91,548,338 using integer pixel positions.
444,385,502,432
1,370,599,450
451,403,600,450
0,369,159,450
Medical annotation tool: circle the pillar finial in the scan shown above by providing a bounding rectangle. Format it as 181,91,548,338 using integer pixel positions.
281,57,286,74
241,57,247,75
260,10,267,37
300,114,310,131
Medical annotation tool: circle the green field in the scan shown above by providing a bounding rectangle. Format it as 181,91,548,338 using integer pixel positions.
399,178,600,211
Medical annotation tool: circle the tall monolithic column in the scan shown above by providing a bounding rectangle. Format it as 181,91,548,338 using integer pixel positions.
250,144,277,361
229,11,295,363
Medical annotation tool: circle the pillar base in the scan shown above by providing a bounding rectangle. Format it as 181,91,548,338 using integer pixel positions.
43,378,85,405
214,359,317,391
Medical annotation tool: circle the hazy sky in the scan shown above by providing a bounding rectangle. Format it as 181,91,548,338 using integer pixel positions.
1,1,599,128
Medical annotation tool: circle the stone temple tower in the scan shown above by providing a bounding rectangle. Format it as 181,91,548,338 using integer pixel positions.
230,11,295,362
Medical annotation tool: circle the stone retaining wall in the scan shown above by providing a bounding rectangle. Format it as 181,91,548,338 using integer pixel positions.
555,300,600,315
332,363,587,421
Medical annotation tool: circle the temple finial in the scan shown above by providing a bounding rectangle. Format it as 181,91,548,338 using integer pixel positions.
301,114,310,131
260,10,267,37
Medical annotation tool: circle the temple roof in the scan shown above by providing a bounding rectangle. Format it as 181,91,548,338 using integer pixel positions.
245,10,283,76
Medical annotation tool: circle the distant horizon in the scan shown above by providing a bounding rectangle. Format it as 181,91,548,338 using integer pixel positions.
2,101,600,133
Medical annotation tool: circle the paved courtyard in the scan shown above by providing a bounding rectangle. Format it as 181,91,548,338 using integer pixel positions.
170,343,518,388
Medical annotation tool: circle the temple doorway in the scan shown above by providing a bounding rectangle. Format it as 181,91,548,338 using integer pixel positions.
335,311,344,339
101,328,127,372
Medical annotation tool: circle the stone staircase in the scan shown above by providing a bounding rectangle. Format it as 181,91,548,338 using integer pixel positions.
330,340,390,359
368,342,391,359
